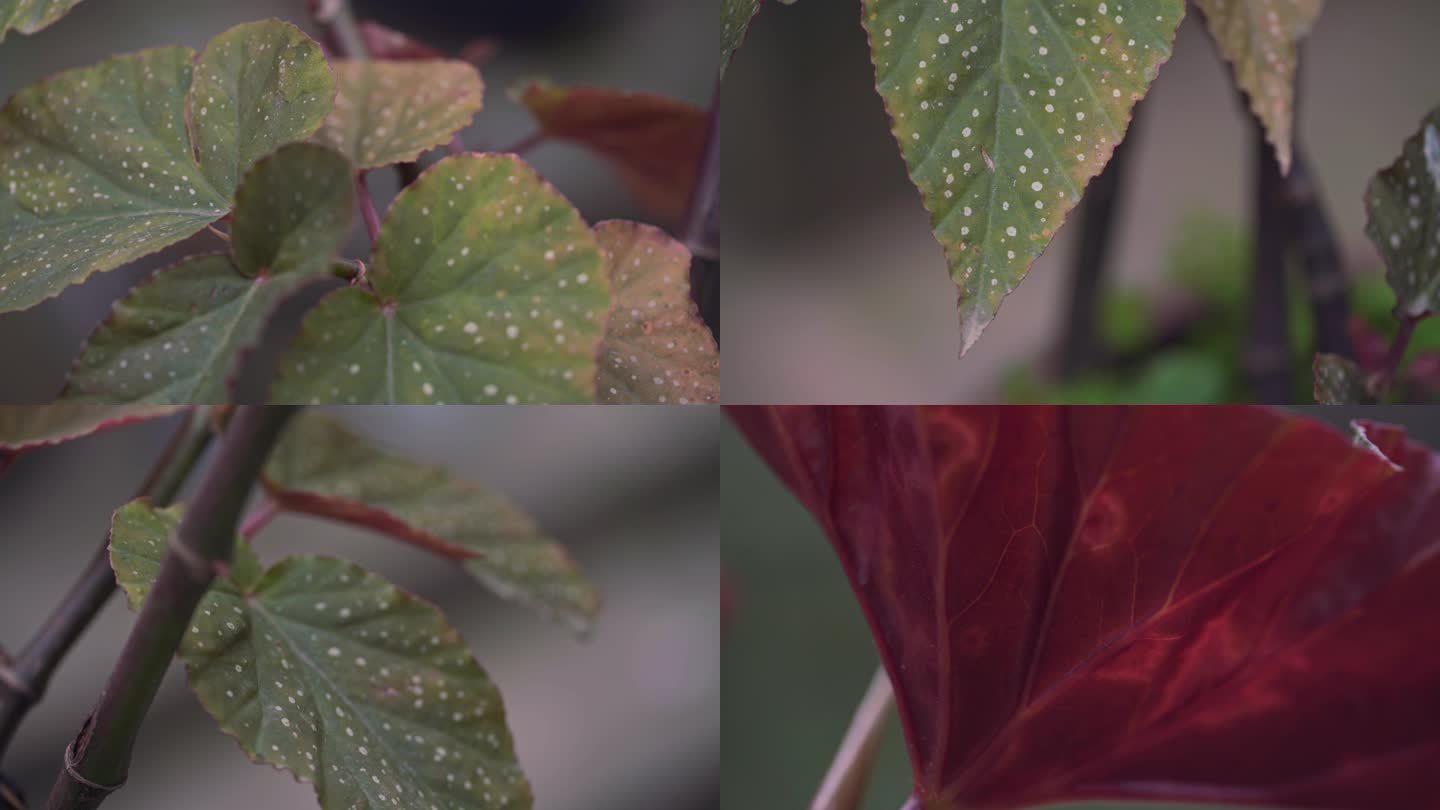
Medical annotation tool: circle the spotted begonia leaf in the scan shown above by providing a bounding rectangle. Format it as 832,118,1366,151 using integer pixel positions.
262,411,599,633
0,404,182,472
863,1,1184,353
721,0,760,75
0,0,85,41
1367,107,1440,320
62,144,355,404
1195,0,1322,175
1313,353,1371,404
110,501,533,810
316,60,483,169
517,82,707,225
270,154,608,404
0,20,334,313
594,221,718,404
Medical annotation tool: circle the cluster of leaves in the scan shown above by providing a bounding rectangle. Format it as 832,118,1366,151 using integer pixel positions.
2,404,598,809
1004,214,1440,403
732,404,1440,808
0,15,718,404
726,0,1323,355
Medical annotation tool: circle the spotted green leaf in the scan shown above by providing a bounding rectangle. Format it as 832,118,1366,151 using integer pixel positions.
1367,107,1440,319
262,411,599,633
863,0,1184,352
0,404,183,451
0,0,85,40
316,60,483,169
270,154,609,404
1195,0,1323,175
1313,353,1371,404
721,0,760,75
62,144,355,404
110,501,533,810
0,20,334,313
594,221,718,404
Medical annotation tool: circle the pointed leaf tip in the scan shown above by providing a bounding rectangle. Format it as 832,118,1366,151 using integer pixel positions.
863,0,1183,350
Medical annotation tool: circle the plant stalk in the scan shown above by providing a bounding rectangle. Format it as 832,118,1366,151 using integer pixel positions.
1057,101,1141,379
0,408,213,762
46,407,297,810
1247,116,1294,403
812,668,894,810
1285,147,1351,358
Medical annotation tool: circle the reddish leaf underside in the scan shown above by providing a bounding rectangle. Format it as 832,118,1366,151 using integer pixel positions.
729,405,1440,809
516,81,707,225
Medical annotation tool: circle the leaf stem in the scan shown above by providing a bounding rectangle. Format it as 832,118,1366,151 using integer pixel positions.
812,668,894,810
0,408,214,763
1285,147,1351,359
357,172,383,244
45,407,297,810
1368,315,1419,399
307,0,369,61
238,497,280,540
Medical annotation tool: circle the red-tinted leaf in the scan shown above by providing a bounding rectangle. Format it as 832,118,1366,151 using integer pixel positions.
0,404,184,475
356,21,447,60
516,81,707,225
730,405,1440,808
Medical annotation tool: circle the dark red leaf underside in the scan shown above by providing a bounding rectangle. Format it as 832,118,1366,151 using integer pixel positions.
729,405,1440,809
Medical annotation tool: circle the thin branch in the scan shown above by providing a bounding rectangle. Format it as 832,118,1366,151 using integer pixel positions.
1285,147,1351,358
1057,100,1142,379
682,84,721,263
46,407,298,810
812,668,894,810
307,0,368,60
356,172,383,245
0,408,214,762
1247,114,1294,403
685,83,721,340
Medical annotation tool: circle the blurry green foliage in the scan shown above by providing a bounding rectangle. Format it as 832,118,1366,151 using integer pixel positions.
1004,213,1433,403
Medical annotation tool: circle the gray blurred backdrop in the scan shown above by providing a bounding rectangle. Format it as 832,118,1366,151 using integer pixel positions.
0,0,714,402
723,1,1440,402
1,406,719,809
722,405,1440,810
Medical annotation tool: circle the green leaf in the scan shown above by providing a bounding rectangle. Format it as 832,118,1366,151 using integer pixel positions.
271,154,609,404
110,501,533,810
189,20,338,199
1314,353,1371,404
862,0,1184,353
0,20,334,312
594,221,719,404
0,0,86,41
317,60,483,169
262,411,599,633
1366,106,1440,319
62,144,355,404
0,404,183,451
721,0,760,75
1194,0,1323,174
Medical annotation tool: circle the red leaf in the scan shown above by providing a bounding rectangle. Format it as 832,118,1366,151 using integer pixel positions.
356,21,447,61
729,405,1440,808
516,81,707,226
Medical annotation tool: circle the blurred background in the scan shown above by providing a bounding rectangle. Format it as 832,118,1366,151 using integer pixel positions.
0,406,719,809
723,1,1440,403
0,0,714,401
722,405,1440,809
